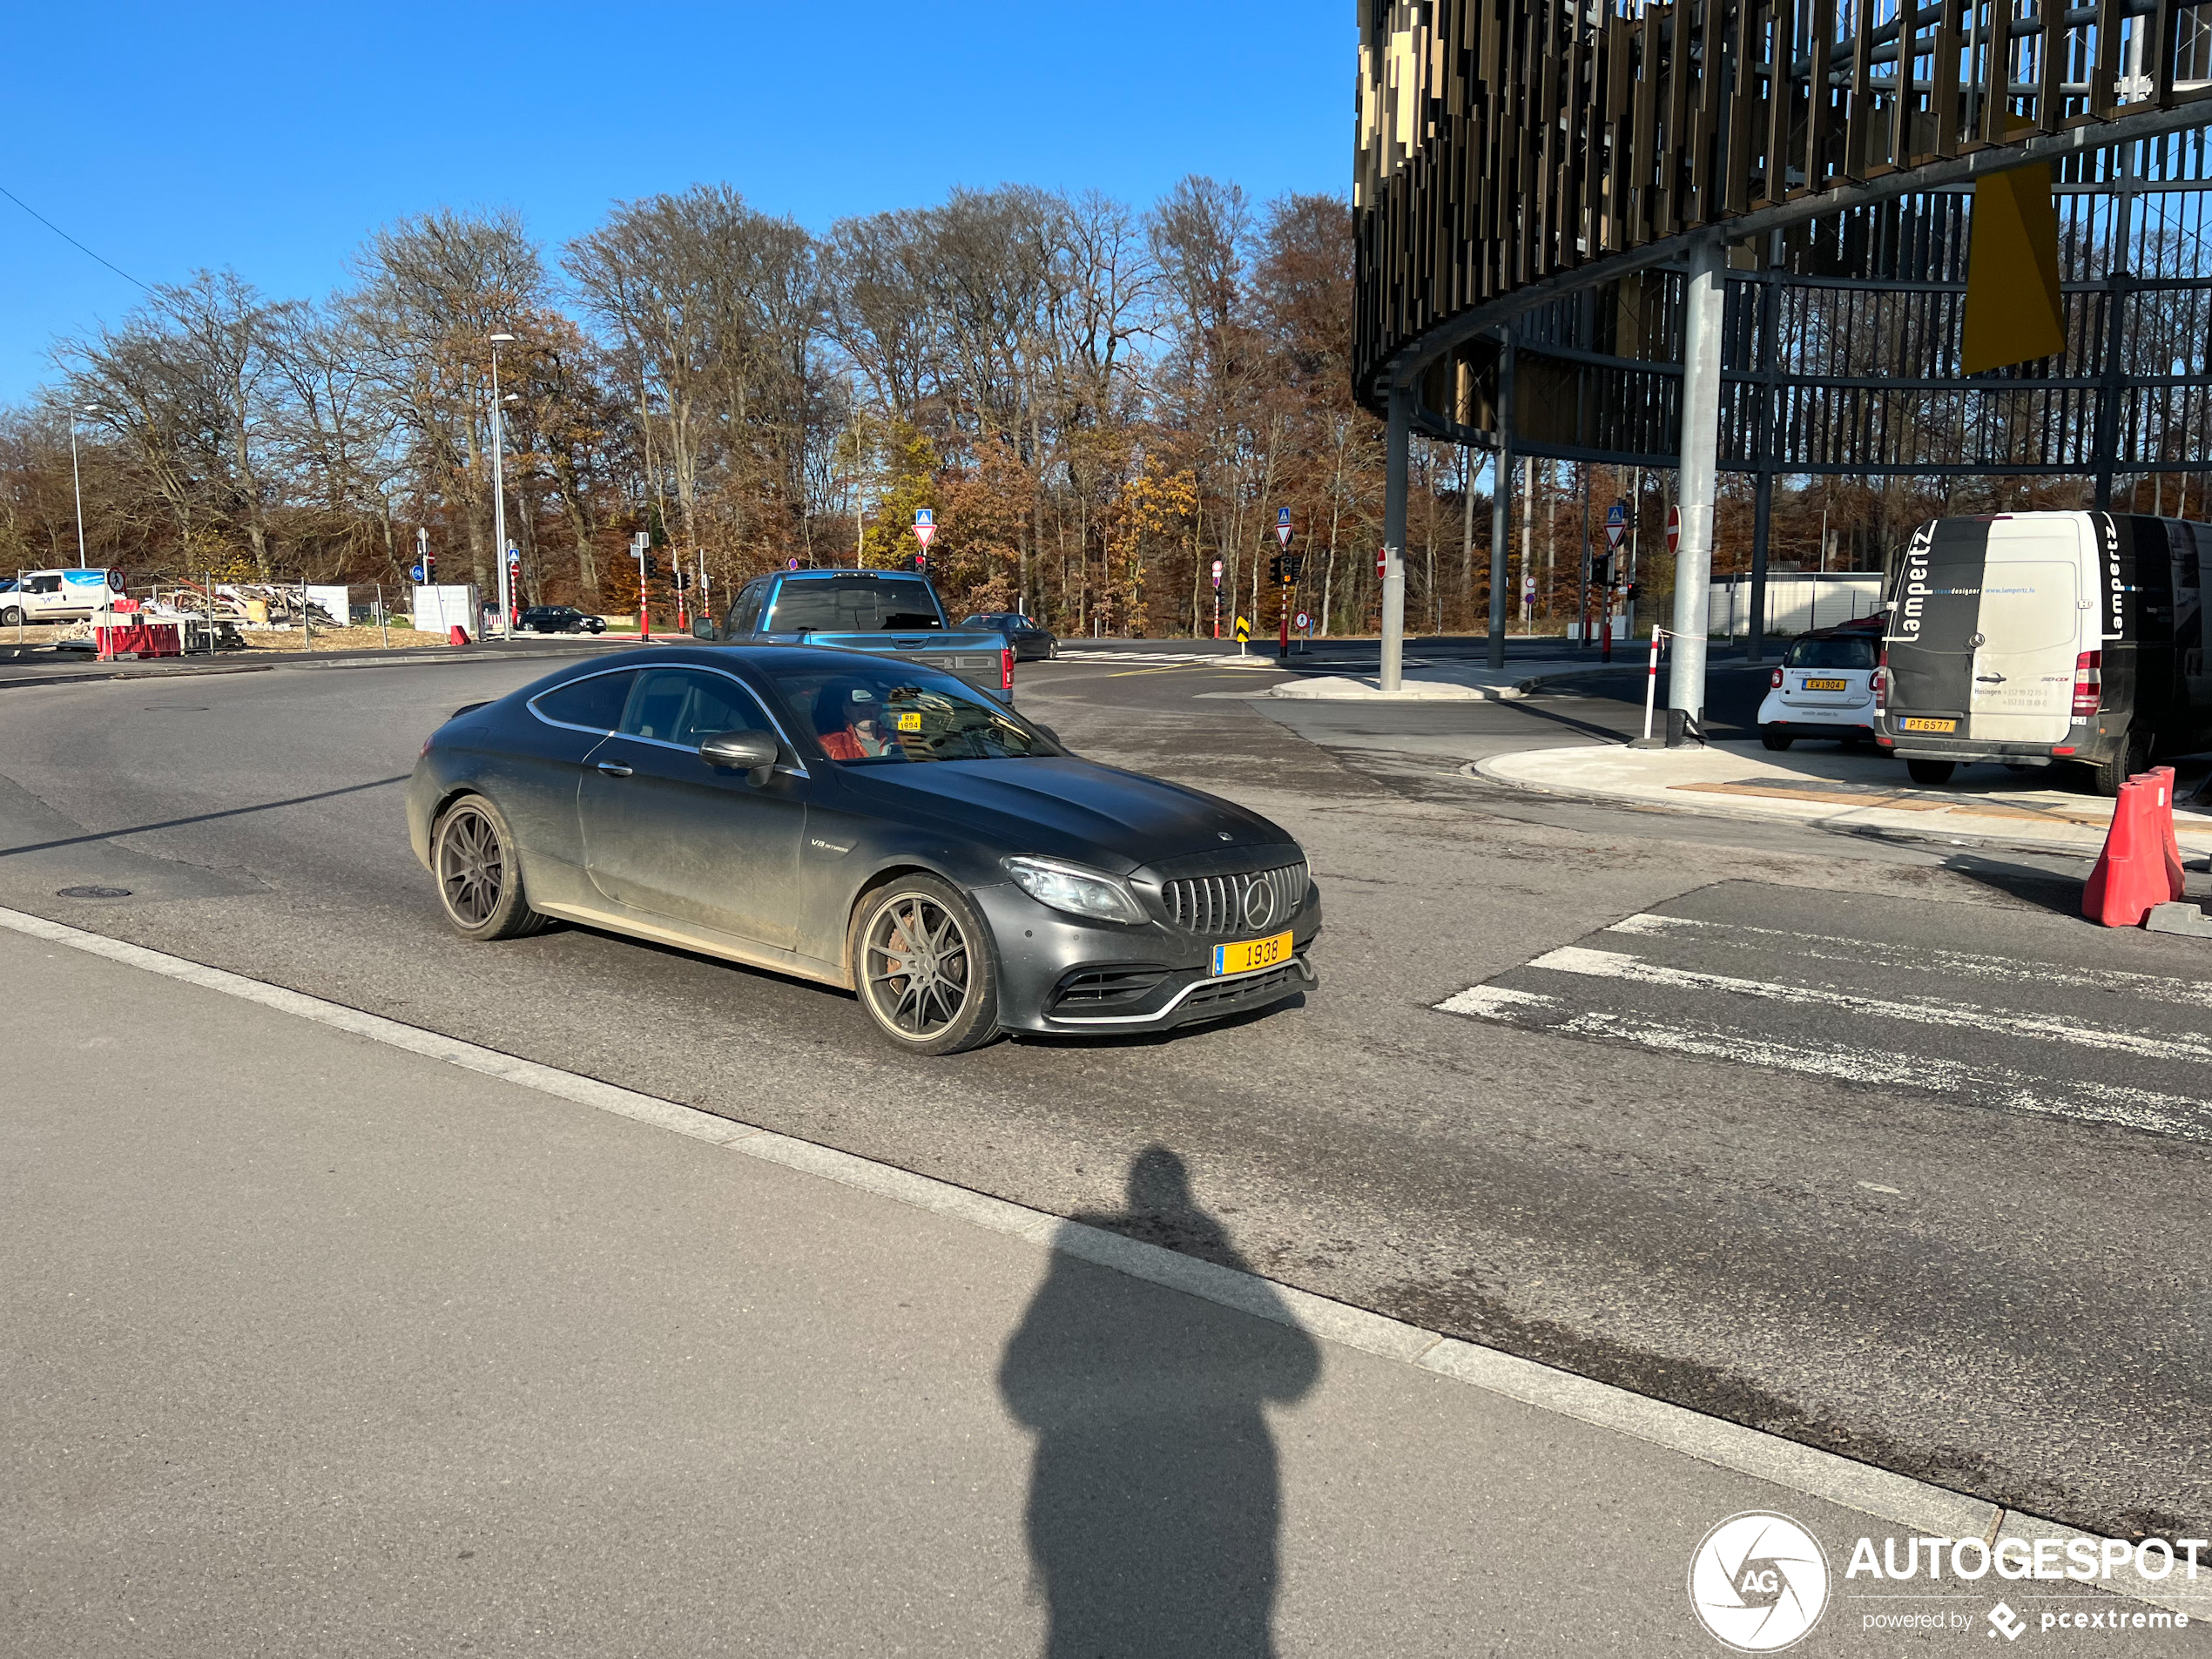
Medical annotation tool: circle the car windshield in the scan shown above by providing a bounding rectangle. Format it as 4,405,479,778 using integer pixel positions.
764,662,1061,765
768,577,942,633
1785,636,1878,670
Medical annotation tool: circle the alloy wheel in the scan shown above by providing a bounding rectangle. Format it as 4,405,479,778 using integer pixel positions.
863,894,973,1039
437,806,506,927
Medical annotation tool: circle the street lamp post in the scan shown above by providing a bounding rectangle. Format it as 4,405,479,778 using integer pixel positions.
488,333,516,639
67,404,98,569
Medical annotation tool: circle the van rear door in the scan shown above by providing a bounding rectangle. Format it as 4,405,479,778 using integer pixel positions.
1967,529,2084,744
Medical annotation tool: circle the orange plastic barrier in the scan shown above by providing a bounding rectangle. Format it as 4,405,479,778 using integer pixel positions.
2083,769,2186,927
94,624,182,660
448,624,470,646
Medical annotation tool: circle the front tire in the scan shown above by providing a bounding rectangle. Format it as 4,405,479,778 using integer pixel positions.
432,795,548,941
1906,758,1956,786
0,607,21,628
1760,727,1794,752
849,874,1000,1055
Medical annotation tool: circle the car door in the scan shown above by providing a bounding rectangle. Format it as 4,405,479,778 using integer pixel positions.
575,664,807,950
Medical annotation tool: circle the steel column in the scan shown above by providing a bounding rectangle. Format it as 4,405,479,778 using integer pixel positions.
1487,334,1515,671
1668,239,1726,737
1382,382,1411,691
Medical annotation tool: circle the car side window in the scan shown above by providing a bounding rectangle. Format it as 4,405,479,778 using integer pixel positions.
620,668,774,748
730,583,767,635
530,670,636,732
30,576,60,594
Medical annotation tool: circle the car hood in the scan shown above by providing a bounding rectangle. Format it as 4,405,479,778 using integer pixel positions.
837,758,1293,874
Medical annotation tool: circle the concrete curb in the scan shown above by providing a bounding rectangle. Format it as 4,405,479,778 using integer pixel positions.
1463,749,2212,861
0,641,619,691
0,897,2192,1615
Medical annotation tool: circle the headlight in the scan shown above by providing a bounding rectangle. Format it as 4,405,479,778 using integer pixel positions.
1002,856,1146,924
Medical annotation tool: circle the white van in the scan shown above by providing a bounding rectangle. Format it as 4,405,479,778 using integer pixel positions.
0,568,130,625
1877,511,2212,793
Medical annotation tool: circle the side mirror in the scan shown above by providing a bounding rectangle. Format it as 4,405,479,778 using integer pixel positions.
691,616,720,640
698,729,779,782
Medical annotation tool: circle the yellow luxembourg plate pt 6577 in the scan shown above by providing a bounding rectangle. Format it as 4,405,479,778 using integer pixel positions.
1900,717,1958,732
1212,931,1292,976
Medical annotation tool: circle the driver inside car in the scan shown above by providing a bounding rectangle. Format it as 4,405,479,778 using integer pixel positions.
815,682,897,761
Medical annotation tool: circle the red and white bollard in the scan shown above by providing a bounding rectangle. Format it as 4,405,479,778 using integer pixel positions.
1642,626,1666,741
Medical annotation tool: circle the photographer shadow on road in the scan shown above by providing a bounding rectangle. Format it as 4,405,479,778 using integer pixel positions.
997,1146,1320,1658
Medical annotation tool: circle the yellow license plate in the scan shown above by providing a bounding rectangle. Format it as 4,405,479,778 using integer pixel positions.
896,711,923,732
1803,677,1849,691
1212,930,1292,976
1900,717,1958,733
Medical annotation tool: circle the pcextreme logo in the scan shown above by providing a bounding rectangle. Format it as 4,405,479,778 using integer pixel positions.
1688,1512,1831,1651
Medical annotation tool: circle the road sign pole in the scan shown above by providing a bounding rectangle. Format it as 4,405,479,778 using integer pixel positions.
1667,240,1725,743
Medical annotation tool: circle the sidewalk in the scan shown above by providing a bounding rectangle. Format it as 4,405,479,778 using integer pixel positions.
1480,738,2212,858
0,916,2192,1656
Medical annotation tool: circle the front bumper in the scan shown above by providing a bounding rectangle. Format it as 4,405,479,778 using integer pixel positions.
974,879,1322,1035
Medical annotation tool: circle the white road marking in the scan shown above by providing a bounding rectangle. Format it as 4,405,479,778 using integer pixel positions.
1604,911,2212,1011
1433,983,1557,1017
1527,945,2212,1064
1437,988,2212,1143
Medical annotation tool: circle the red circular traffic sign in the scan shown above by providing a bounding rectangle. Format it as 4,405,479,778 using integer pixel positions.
1665,505,1681,554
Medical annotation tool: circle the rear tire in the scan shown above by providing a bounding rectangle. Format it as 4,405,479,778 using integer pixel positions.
1906,758,1956,786
2082,725,2150,798
432,795,549,941
1759,727,1794,752
849,874,1000,1056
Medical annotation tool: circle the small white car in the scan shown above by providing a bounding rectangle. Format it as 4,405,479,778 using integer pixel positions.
1757,626,1881,749
0,568,129,626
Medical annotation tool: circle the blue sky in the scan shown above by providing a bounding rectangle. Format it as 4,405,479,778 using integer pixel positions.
3,1,1352,406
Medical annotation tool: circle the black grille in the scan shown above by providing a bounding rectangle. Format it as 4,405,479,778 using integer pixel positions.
1049,964,1171,1011
1161,863,1308,935
1183,965,1300,1010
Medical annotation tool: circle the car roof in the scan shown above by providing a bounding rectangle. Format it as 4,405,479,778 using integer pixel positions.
776,568,927,582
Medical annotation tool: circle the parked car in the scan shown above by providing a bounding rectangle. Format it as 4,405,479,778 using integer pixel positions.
1757,628,1879,749
698,568,1016,703
961,610,1059,661
0,568,129,626
407,645,1320,1055
518,605,607,634
1876,510,2212,792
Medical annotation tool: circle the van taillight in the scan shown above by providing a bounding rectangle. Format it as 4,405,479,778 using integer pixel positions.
1001,647,1015,691
1873,649,1888,711
1770,667,1784,690
2072,651,2101,717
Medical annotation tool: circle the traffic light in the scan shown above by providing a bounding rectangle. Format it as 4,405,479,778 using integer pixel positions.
422,552,436,581
912,550,927,572
1280,553,1304,583
1624,583,1642,604
1592,552,1615,585
671,569,691,592
641,556,658,578
1268,555,1285,584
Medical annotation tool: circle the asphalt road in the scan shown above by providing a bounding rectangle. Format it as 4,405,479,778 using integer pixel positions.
1,644,2206,1540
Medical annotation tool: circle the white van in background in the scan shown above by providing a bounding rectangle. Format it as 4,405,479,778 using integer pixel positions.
1877,511,2212,793
0,568,130,625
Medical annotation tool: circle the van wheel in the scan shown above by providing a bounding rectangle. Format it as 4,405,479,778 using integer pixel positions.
2082,726,2150,798
1760,728,1794,752
0,607,21,629
1906,759,1956,786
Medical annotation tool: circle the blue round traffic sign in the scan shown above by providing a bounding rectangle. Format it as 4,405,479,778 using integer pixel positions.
409,563,425,582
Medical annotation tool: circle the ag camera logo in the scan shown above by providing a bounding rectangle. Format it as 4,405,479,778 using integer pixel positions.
1689,1512,1831,1651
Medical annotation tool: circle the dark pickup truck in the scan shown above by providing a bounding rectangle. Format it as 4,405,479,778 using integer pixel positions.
693,568,1015,703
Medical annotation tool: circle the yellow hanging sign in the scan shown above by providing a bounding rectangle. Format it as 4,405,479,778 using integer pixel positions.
1961,133,2066,375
